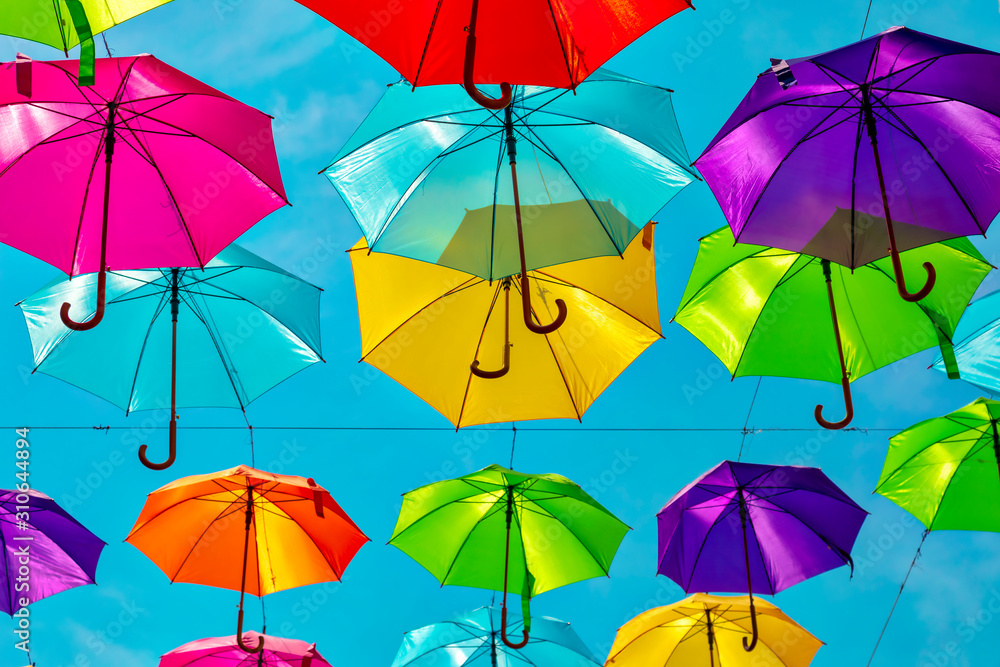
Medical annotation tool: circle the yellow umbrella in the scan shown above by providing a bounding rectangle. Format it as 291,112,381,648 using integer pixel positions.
606,594,822,667
348,224,662,427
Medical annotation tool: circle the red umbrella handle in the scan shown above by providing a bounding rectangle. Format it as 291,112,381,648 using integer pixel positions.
140,273,181,469
500,486,529,649
61,268,107,330
471,279,512,379
814,260,854,430
462,0,511,110
737,489,759,652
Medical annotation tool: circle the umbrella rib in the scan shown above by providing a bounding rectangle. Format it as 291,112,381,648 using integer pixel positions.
878,427,989,494
668,494,741,592
438,499,508,587
532,268,662,338
489,112,505,281
391,488,502,543
456,281,503,427
751,496,855,574
513,278,583,421
180,291,251,410
437,126,507,159
543,0,577,89
409,0,446,88
123,288,171,415
525,497,618,575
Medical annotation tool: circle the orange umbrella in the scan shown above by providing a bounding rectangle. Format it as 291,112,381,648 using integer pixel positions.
126,465,368,654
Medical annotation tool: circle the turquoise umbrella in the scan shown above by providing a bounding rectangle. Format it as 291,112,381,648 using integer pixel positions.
391,607,602,667
324,69,696,340
17,245,322,470
933,288,1000,390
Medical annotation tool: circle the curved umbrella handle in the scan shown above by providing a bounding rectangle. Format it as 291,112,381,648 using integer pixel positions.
815,376,854,430
236,609,265,654
814,259,854,430
520,274,567,335
889,250,936,303
742,601,759,652
500,604,529,649
463,33,512,110
138,418,177,470
60,269,107,331
472,280,512,378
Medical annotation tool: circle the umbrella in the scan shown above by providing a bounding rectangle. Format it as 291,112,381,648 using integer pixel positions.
0,488,105,614
390,464,629,649
295,0,692,108
696,27,1000,302
391,606,601,667
932,288,1000,390
673,226,989,428
657,461,867,651
0,1,175,86
126,465,368,654
160,630,331,666
326,70,696,337
605,594,823,667
0,55,288,330
348,222,662,426
17,244,323,470
876,397,1000,532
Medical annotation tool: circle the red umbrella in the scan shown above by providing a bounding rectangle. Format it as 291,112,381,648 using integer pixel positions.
296,0,693,108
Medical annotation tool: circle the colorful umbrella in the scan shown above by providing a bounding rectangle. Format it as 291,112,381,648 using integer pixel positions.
392,606,601,667
673,226,989,428
348,223,661,425
0,1,175,86
296,0,692,108
605,594,823,667
932,289,1000,390
0,488,105,614
657,461,867,651
696,27,1000,302
160,630,330,666
390,464,629,648
127,465,368,654
1,55,288,330
326,71,695,338
17,245,322,470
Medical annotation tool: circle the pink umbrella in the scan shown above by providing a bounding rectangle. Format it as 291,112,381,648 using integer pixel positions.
0,55,287,330
160,631,331,666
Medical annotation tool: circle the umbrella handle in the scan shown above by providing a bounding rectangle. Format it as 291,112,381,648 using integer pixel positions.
742,600,759,652
472,279,512,378
520,274,567,334
889,248,936,303
814,376,854,430
60,269,107,331
236,609,265,654
814,259,854,430
463,32,512,110
138,418,177,470
500,604,529,649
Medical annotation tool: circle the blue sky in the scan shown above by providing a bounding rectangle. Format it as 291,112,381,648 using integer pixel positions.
3,1,1000,666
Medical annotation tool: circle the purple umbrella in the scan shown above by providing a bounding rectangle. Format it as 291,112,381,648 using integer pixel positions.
657,461,867,652
0,489,105,614
696,27,1000,302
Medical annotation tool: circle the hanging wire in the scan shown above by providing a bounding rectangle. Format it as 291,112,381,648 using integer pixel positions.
509,423,517,468
865,529,930,666
261,596,267,635
242,410,255,467
101,33,112,58
860,0,875,40
737,378,763,462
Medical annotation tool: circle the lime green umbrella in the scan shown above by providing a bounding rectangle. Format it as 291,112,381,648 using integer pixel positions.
2,1,174,86
389,464,629,649
876,397,1000,532
674,226,990,429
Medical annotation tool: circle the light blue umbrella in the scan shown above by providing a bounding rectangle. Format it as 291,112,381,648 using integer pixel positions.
17,245,323,470
324,69,696,342
392,607,601,667
932,288,1000,392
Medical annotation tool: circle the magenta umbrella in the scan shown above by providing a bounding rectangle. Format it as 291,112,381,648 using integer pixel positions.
160,631,330,667
0,55,288,330
696,27,1000,303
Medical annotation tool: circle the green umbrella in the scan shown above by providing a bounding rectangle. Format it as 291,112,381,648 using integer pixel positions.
389,464,629,649
876,397,1000,532
673,226,990,429
2,1,174,86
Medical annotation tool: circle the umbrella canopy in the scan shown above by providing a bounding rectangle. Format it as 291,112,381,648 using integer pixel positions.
657,461,866,651
127,465,368,653
0,1,174,53
696,27,1000,302
160,630,331,666
390,464,629,648
348,223,662,427
673,226,989,428
876,397,1000,532
18,245,323,469
605,594,823,667
1,55,288,330
392,606,601,667
0,488,105,615
295,0,691,108
326,71,694,337
932,289,1000,393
